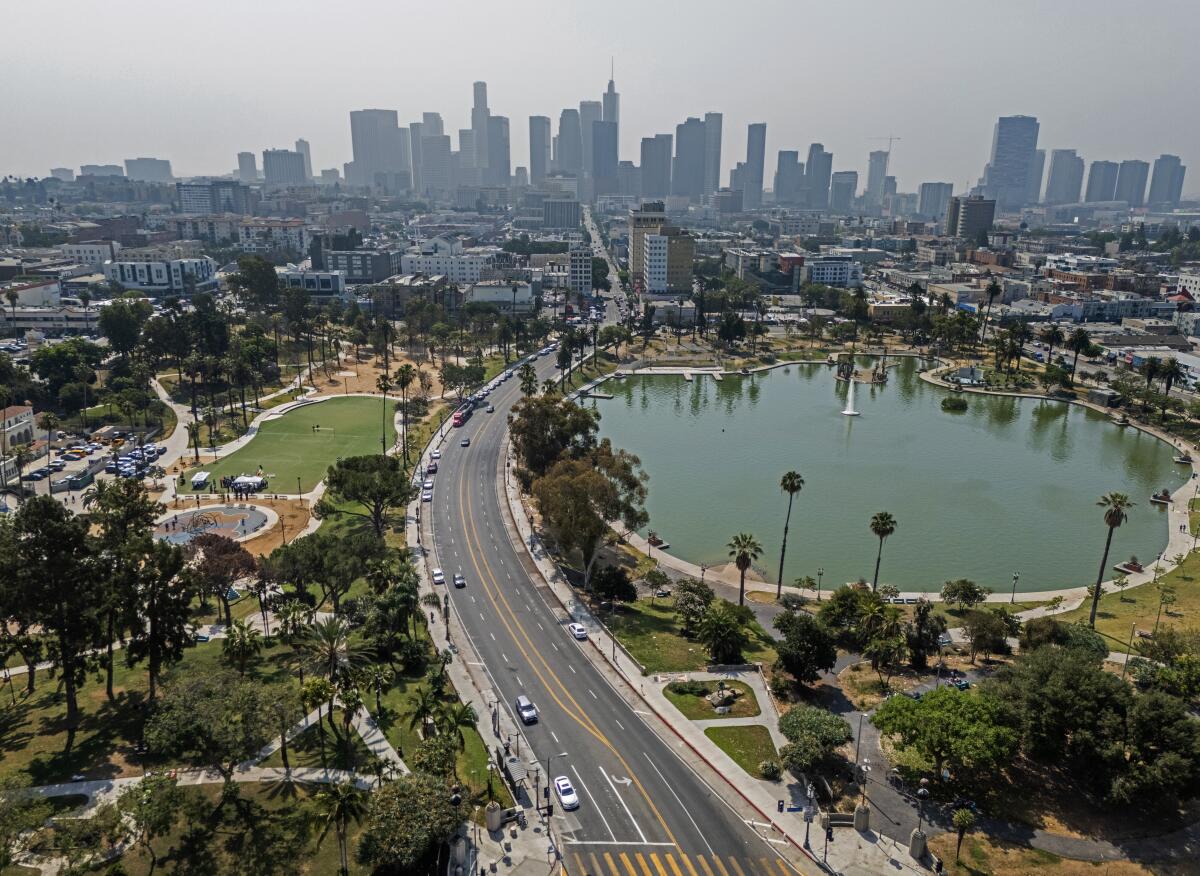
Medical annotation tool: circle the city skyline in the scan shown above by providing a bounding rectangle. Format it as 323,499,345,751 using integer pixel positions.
5,0,1199,195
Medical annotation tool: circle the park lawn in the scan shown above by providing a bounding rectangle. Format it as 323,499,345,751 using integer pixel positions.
0,638,295,786
608,598,777,673
109,783,371,875
1056,547,1200,648
258,708,374,771
703,725,779,779
926,833,1161,876
181,396,396,493
663,680,760,719
257,386,308,411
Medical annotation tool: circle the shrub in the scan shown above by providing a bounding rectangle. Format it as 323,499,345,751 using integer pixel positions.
667,680,711,698
759,760,782,781
941,396,968,413
779,593,806,611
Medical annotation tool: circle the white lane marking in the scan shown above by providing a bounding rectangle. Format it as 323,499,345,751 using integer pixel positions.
489,632,496,641
561,841,676,847
569,765,616,842
551,731,560,744
614,719,624,731
602,770,647,843
479,613,485,621
537,622,544,631
568,665,576,674
588,688,597,699
551,642,559,652
516,676,524,688
632,710,651,717
502,653,509,663
642,752,715,856
471,595,477,603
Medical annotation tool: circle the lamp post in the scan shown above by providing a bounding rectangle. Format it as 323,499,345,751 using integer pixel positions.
296,476,302,507
544,751,568,812
1121,622,1137,682
1010,571,1019,604
817,567,824,601
700,564,707,584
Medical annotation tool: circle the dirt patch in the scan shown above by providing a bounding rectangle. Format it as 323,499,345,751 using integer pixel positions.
927,833,1162,876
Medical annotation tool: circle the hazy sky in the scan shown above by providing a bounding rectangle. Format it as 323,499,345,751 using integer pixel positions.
6,0,1197,196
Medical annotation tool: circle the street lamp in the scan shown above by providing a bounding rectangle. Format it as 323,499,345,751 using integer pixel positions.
1121,622,1137,682
817,567,824,601
700,564,707,584
1010,571,1019,604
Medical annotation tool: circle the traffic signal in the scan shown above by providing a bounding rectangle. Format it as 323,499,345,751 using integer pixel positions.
777,800,784,813
825,827,834,843
543,803,554,817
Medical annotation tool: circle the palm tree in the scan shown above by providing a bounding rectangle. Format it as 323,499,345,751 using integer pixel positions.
438,701,478,751
977,280,1001,352
869,511,897,592
1158,357,1186,418
727,532,763,606
405,686,440,733
775,471,805,600
375,372,393,455
77,289,92,335
361,664,392,714
185,420,202,463
314,780,368,876
519,362,538,396
1039,324,1064,368
394,363,416,466
4,290,18,338
222,619,262,676
301,616,370,685
35,412,60,463
1089,493,1134,628
1066,327,1091,382
952,807,976,863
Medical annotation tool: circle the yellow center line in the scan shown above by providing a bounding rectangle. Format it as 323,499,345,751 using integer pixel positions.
451,404,678,844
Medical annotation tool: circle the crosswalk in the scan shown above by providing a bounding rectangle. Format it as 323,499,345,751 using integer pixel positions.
566,849,795,876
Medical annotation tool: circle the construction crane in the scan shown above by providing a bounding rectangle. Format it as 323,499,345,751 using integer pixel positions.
870,135,902,154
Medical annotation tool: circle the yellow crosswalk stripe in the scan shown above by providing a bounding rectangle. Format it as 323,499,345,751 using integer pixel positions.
634,852,655,876
664,853,686,876
604,852,624,876
774,858,793,876
678,852,701,876
572,852,587,875
618,851,640,876
761,858,778,875
709,855,731,876
589,851,605,876
694,854,717,876
649,852,671,876
726,858,748,876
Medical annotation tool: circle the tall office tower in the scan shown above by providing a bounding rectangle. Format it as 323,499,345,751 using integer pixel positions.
486,116,511,186
456,130,477,186
124,157,173,182
261,149,307,185
773,151,804,205
603,74,619,126
408,122,424,192
294,139,312,179
617,162,641,197
557,109,583,174
1085,160,1119,202
420,134,452,195
237,151,257,182
529,116,551,183
422,113,444,138
591,120,619,196
979,115,1040,210
866,150,890,207
741,123,767,209
829,171,857,213
1044,149,1085,204
472,81,490,178
945,196,996,240
349,109,407,188
514,167,529,188
918,182,955,222
805,143,833,208
640,134,673,198
1026,149,1046,204
1148,154,1186,207
1115,160,1150,207
671,117,707,201
703,112,723,199
579,100,602,176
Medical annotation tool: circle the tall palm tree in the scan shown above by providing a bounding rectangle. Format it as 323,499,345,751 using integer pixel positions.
405,685,440,733
35,412,60,463
869,511,897,592
519,362,537,396
314,780,368,876
185,420,202,463
727,532,763,606
222,619,262,676
1158,357,1186,418
1066,327,1091,382
438,701,478,751
394,363,416,466
1039,324,1064,368
77,288,92,335
977,279,1001,352
301,616,369,684
1089,493,1134,628
775,471,805,600
375,372,393,455
4,290,18,338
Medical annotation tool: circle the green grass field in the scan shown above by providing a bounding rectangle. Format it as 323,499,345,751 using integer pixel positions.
183,396,396,493
703,725,780,779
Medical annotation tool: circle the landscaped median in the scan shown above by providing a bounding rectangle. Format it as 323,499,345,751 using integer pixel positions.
703,726,781,780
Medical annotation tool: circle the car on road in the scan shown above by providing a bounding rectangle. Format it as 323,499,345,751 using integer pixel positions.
453,573,466,588
554,776,579,810
460,437,471,447
431,568,446,585
567,622,587,640
422,479,434,490
431,450,441,460
515,695,538,724
426,461,438,474
486,404,495,413
421,490,433,502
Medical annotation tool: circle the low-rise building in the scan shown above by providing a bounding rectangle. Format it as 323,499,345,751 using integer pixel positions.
400,236,499,284
276,268,347,302
102,256,218,296
325,249,403,284
803,255,863,288
237,218,310,255
1,404,35,483
59,241,121,265
466,280,534,314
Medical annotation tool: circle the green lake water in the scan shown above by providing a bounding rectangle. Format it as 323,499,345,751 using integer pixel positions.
589,358,1187,593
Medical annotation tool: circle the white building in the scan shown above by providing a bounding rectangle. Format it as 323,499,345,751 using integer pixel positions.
1,404,35,484
399,236,499,284
465,280,534,314
277,268,347,301
568,244,593,295
103,257,218,295
60,241,121,265
238,218,310,255
804,255,863,288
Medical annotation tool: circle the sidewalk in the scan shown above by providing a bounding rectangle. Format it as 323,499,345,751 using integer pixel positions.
497,439,931,875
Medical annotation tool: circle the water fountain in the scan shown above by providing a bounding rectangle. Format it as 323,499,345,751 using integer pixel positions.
842,375,860,416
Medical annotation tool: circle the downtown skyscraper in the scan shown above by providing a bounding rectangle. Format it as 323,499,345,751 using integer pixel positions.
742,123,767,209
529,116,551,184
671,117,707,201
979,114,1040,210
703,112,723,201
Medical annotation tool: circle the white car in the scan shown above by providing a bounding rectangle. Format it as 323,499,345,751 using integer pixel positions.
422,479,434,490
554,776,579,810
568,622,587,640
431,450,441,460
432,568,446,585
422,490,433,502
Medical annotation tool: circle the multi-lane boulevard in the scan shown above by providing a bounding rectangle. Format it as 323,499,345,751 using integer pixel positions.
423,351,804,876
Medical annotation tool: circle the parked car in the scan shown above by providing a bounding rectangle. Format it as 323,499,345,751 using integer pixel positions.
431,568,446,585
568,622,587,640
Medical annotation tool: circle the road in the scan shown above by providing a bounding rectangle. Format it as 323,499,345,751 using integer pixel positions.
425,356,800,876
584,207,627,326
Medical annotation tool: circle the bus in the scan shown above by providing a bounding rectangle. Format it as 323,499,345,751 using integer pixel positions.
452,404,473,427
